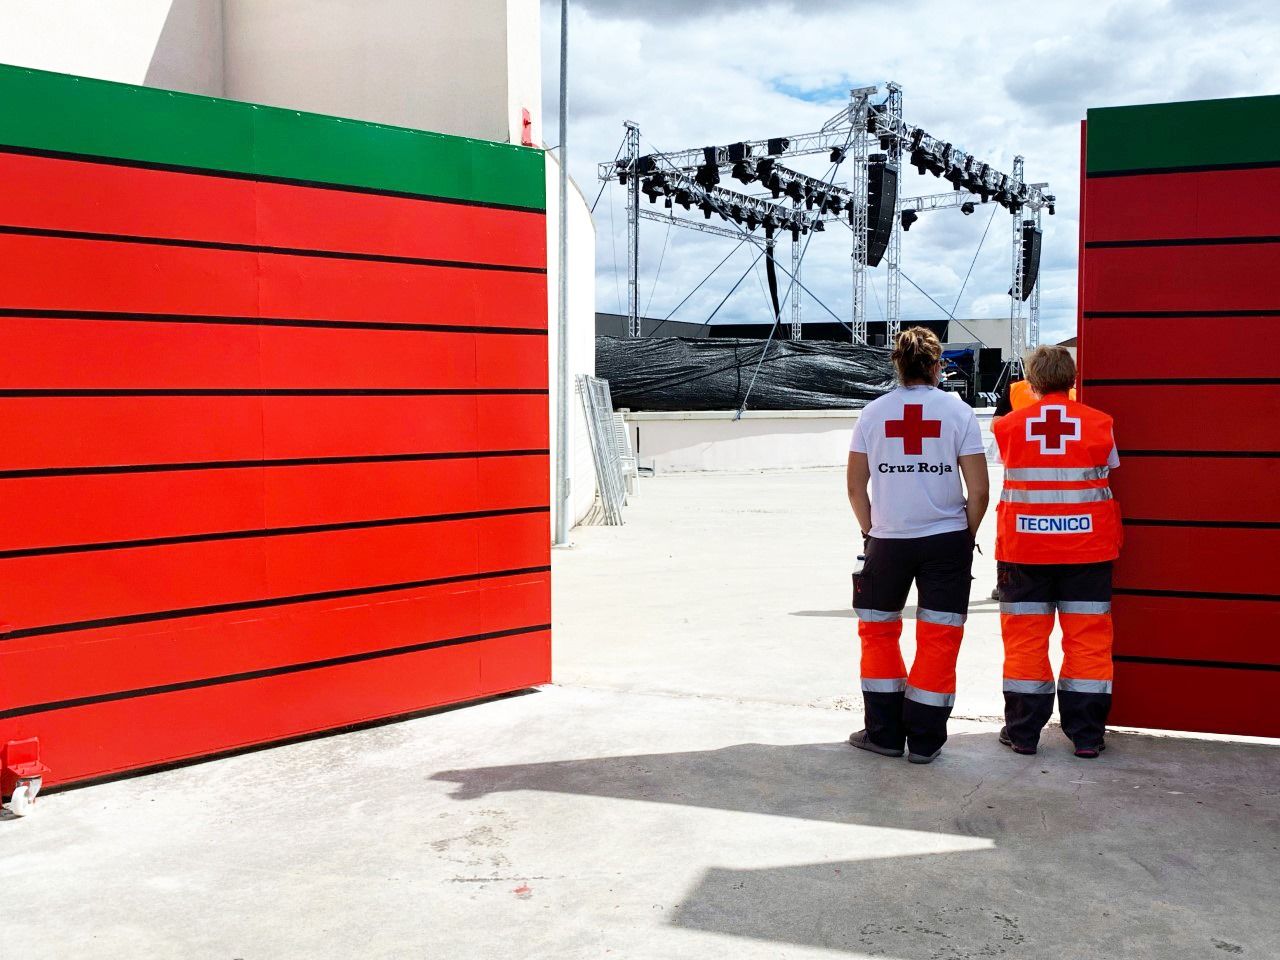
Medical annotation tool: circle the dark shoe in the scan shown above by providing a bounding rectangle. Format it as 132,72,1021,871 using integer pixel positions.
849,730,903,757
1074,741,1105,759
999,726,1037,755
990,587,1000,601
907,748,942,765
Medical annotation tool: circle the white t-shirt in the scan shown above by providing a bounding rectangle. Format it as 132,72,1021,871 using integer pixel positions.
850,385,985,539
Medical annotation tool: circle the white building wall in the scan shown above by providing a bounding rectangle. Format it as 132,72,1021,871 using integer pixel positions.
545,155,598,529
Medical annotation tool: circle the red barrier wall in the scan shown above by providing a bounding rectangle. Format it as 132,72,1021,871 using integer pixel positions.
1079,96,1280,737
0,67,551,790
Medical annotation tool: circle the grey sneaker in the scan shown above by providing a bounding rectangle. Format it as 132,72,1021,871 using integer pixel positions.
848,730,904,757
907,748,942,764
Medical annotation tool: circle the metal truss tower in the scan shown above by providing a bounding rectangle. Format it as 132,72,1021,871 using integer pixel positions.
1028,202,1043,348
1008,155,1026,368
623,121,641,337
883,83,904,342
790,238,802,340
849,86,875,344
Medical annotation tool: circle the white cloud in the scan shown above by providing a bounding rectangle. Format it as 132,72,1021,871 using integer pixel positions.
545,0,1280,346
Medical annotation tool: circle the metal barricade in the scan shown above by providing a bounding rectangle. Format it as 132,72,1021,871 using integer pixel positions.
576,375,628,525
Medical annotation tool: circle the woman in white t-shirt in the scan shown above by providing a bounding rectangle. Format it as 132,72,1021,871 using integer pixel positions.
846,327,989,764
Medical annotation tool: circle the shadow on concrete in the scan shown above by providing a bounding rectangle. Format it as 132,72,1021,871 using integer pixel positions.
433,734,1277,958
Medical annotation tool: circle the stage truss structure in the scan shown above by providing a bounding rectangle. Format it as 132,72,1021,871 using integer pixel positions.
597,82,1053,358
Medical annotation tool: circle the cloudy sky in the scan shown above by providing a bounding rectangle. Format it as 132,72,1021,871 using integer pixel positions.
542,0,1279,345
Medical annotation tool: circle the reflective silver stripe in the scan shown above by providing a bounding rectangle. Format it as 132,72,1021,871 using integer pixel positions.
1059,678,1113,694
1001,487,1113,504
1057,601,1112,615
861,678,907,693
1005,466,1110,482
855,608,903,622
905,684,956,708
917,608,966,627
1003,679,1055,695
1000,601,1055,615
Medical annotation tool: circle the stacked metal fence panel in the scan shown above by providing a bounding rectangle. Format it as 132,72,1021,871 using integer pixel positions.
1078,95,1280,737
0,66,551,790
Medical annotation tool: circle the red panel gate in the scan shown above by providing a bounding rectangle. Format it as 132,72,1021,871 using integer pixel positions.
1079,95,1280,737
0,66,551,791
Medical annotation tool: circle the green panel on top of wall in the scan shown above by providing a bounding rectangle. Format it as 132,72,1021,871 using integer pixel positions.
0,64,545,210
1087,94,1280,175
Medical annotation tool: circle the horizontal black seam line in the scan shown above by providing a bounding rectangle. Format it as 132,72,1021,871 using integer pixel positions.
1084,378,1280,386
1117,449,1280,458
0,307,549,336
1087,160,1280,178
0,448,551,480
1085,236,1280,249
0,388,548,397
0,505,550,560
0,144,547,215
0,224,546,275
1083,310,1280,320
1124,518,1280,529
0,621,553,720
1113,655,1280,673
1114,587,1280,603
1,564,551,641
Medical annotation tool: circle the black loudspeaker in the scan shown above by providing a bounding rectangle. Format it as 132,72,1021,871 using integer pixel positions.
977,347,1004,394
866,160,898,267
1020,221,1042,300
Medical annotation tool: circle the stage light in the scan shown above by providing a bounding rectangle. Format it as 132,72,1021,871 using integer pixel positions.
731,161,755,185
636,156,657,175
700,200,714,219
767,137,790,155
961,201,976,215
910,148,931,175
755,158,776,180
729,204,745,224
901,209,919,231
785,179,804,202
763,213,779,232
879,135,895,151
674,188,693,210
812,219,825,232
746,212,760,231
865,104,884,133
695,163,720,189
664,196,672,209
1046,194,1057,216
830,147,847,163
727,141,752,162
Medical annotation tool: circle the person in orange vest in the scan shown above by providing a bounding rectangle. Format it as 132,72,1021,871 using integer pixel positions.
993,345,1121,758
847,327,990,764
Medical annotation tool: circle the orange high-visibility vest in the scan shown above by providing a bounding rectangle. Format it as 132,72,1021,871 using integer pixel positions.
1010,379,1076,411
993,392,1121,564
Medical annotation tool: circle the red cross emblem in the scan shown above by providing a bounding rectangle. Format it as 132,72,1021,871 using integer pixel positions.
1026,405,1080,454
885,404,942,455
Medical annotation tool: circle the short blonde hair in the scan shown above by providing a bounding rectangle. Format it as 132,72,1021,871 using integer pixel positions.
1025,345,1076,395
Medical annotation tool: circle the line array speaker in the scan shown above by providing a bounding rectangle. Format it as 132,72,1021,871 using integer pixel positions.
866,159,898,268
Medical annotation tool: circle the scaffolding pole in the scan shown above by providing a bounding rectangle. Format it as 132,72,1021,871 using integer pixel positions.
1009,155,1026,370
624,121,641,337
790,237,802,340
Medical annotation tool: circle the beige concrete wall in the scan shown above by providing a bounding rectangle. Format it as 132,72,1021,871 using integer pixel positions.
222,0,511,142
624,411,863,474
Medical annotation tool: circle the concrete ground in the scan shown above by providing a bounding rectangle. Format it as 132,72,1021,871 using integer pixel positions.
3,468,1278,959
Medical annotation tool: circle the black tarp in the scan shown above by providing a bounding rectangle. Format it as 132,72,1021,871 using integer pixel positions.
595,336,895,411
